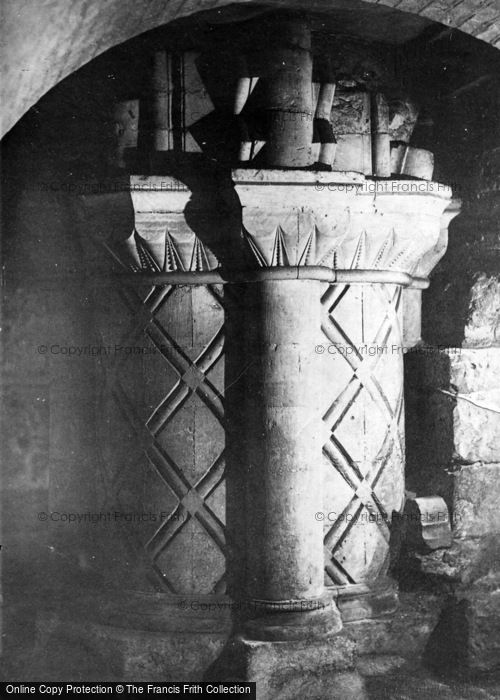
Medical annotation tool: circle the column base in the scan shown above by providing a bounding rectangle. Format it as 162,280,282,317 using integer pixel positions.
206,634,367,700
332,577,399,622
243,591,343,641
244,606,343,642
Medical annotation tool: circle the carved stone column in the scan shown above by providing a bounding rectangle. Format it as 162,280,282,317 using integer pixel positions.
232,170,454,624
240,276,341,641
81,171,454,692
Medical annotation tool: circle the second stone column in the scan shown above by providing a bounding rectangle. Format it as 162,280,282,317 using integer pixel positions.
241,278,342,640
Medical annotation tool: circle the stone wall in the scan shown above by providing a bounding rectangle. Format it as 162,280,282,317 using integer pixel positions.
403,91,500,672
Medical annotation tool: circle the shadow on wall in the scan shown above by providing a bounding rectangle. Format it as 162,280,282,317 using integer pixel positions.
424,597,470,676
421,205,498,349
403,350,454,505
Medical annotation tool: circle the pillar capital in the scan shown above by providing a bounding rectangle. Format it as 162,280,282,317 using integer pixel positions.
233,168,454,280
126,175,220,272
101,173,456,289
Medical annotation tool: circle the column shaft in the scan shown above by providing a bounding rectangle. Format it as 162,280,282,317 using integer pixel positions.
260,16,313,168
244,280,324,601
237,279,341,639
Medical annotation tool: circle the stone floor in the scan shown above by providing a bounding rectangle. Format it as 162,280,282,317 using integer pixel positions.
361,662,500,700
2,588,500,698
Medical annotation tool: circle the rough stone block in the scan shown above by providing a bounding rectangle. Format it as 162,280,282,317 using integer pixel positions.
387,98,419,143
428,570,500,674
332,134,372,173
32,613,228,682
344,592,443,659
453,463,500,538
406,348,500,468
458,571,500,673
451,392,500,463
463,274,500,347
261,670,366,700
404,496,452,550
416,535,500,585
448,347,500,394
215,634,365,700
363,666,500,699
330,92,370,134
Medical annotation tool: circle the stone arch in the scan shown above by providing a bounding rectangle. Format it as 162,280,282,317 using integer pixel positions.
2,0,500,139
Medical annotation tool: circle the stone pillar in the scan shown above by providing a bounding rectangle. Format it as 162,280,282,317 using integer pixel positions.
69,171,453,691
260,15,314,168
152,50,173,152
242,278,341,641
232,171,454,625
236,13,315,168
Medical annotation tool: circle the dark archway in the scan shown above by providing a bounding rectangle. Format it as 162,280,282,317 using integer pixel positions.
2,0,500,138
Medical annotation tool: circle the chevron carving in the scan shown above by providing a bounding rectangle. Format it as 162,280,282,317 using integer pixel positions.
105,228,219,273
242,224,422,274
234,169,452,273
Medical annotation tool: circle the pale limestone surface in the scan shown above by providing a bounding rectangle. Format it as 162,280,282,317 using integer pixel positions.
464,274,500,347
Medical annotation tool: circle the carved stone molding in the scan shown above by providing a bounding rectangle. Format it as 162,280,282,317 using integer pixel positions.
403,197,462,346
233,169,453,278
100,172,455,285
108,176,220,272
415,197,462,279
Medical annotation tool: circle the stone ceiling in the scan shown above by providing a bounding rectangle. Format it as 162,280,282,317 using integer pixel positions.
1,0,500,139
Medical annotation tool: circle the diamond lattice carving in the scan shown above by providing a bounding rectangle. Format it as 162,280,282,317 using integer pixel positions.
98,281,227,594
320,282,405,585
